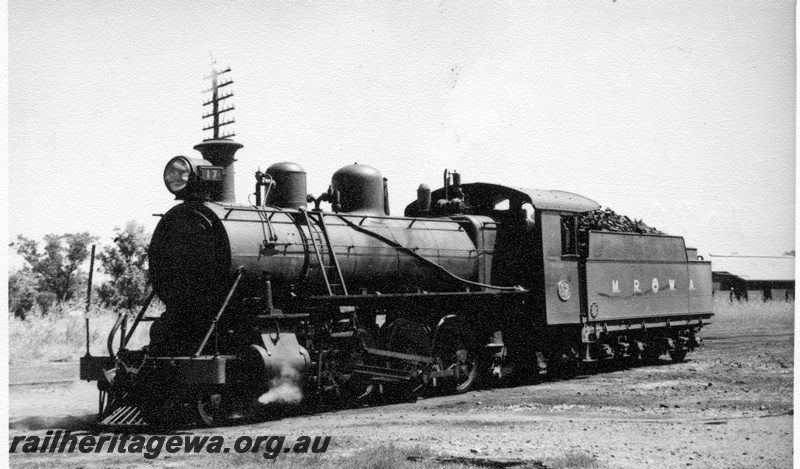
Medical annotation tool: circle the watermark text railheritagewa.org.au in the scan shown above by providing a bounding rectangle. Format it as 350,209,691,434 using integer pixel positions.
10,431,331,459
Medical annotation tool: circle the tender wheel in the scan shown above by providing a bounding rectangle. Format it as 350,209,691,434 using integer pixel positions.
669,349,687,363
641,344,662,365
621,340,653,368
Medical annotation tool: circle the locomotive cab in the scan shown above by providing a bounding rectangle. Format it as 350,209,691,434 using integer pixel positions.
403,182,599,298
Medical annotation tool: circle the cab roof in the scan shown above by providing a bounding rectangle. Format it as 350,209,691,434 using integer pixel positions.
404,182,600,216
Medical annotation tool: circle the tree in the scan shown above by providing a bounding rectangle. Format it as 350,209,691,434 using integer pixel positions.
8,268,39,318
11,232,97,306
97,221,150,312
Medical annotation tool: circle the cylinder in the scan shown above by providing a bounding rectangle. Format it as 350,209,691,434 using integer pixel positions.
265,162,307,209
331,164,385,215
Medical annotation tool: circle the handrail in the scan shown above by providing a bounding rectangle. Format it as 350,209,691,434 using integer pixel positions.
318,212,348,295
122,291,156,348
300,208,334,295
106,291,156,358
107,313,126,358
194,269,245,357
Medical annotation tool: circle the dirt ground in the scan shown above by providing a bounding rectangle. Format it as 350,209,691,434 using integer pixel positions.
8,329,794,468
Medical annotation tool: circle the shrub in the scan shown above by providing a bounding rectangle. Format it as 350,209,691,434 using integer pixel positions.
709,295,794,334
8,299,164,364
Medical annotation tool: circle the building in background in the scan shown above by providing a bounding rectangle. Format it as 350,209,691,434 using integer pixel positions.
710,255,795,302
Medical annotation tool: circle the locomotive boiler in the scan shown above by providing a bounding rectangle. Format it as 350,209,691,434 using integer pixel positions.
79,70,713,428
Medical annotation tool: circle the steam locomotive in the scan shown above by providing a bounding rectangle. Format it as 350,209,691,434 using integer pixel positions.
79,132,712,427
79,68,711,427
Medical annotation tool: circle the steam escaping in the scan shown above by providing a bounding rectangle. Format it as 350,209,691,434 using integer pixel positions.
258,366,303,405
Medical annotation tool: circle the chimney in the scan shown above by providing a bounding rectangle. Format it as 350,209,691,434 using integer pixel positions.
193,140,242,203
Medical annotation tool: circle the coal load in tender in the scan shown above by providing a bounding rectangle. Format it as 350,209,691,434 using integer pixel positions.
578,207,664,256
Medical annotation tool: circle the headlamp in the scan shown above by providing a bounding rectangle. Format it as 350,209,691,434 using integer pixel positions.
163,156,224,199
164,156,192,194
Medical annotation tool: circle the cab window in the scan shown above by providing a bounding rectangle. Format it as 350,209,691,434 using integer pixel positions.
493,198,509,211
521,203,535,230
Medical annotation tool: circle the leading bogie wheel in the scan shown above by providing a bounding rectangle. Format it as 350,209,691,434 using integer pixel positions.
196,392,231,427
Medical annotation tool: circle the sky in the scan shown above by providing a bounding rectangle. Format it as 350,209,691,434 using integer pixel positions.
6,1,796,265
